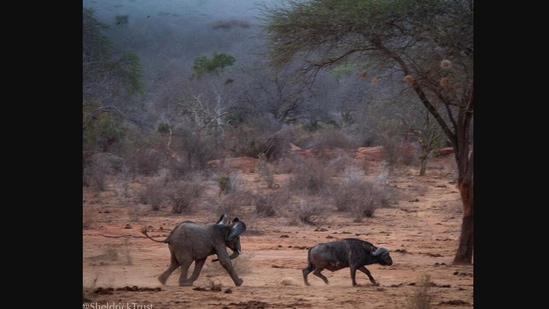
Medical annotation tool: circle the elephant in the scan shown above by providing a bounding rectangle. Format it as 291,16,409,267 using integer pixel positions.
141,214,247,286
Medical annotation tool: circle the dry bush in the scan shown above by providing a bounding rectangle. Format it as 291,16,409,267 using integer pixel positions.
113,165,132,198
272,155,299,174
213,190,255,215
125,148,165,176
381,140,419,167
254,190,290,217
313,129,359,150
405,273,433,309
288,157,333,195
166,180,206,214
257,156,277,189
325,150,357,174
286,197,329,226
84,161,107,192
334,166,395,222
219,124,267,159
216,173,241,196
84,153,125,192
138,179,166,211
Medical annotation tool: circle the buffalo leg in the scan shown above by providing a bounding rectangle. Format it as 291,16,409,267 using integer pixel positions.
349,265,358,286
357,266,378,285
302,267,313,286
312,268,329,285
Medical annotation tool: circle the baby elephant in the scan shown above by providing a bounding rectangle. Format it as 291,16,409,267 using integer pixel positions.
142,214,246,286
303,238,393,286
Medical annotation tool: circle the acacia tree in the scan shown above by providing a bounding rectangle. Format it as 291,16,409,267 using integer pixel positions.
260,0,473,264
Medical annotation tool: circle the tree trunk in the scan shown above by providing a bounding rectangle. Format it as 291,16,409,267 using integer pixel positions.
453,179,473,264
452,143,474,264
418,159,426,176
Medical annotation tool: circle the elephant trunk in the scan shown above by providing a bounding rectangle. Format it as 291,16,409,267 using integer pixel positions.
229,249,240,259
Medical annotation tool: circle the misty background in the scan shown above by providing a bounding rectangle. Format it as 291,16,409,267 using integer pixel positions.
83,0,438,180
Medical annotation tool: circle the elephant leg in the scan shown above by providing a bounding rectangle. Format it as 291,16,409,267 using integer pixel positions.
178,258,195,286
158,252,180,285
218,256,243,286
188,258,206,282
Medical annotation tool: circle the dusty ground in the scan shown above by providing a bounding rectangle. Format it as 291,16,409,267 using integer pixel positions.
82,153,473,309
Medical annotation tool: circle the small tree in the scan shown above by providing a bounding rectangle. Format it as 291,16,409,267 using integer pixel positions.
185,53,237,136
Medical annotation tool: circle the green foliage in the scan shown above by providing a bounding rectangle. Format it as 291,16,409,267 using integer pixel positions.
157,123,171,134
325,119,341,129
192,52,235,77
302,120,322,133
115,51,144,95
217,175,233,195
83,8,110,59
330,63,354,81
83,8,144,102
83,101,127,153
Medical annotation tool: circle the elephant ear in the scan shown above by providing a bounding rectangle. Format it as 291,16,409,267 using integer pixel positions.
227,219,246,241
217,214,231,225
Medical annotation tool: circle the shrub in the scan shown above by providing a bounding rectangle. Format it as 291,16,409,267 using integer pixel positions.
380,139,419,167
334,166,394,222
216,173,241,196
213,190,255,215
126,148,164,176
288,157,332,195
406,273,433,309
257,155,277,189
139,179,165,211
287,197,329,226
166,180,206,214
85,163,107,192
254,190,289,217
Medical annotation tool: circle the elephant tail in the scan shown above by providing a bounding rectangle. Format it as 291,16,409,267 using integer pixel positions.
141,226,169,243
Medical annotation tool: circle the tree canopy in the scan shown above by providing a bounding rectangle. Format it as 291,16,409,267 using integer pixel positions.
192,52,236,77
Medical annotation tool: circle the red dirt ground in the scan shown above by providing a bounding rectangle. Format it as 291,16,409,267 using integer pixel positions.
83,153,473,309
